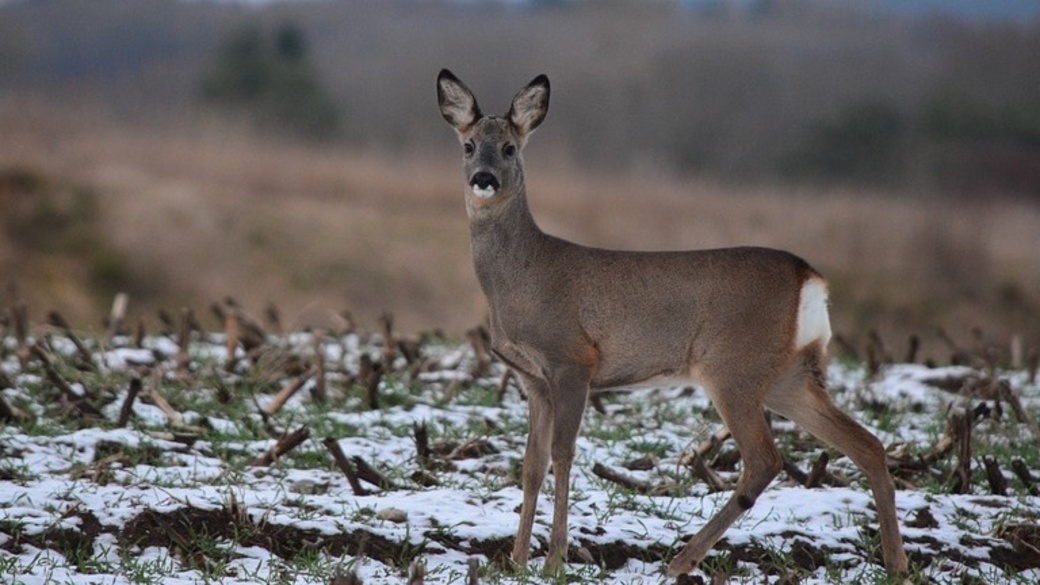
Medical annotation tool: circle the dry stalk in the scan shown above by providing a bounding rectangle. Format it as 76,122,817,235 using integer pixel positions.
447,437,498,460
116,378,143,427
441,377,463,403
132,317,146,348
1011,459,1039,496
30,342,73,397
105,292,129,340
948,410,973,494
210,301,226,327
261,371,314,418
971,327,1003,372
923,404,985,465
323,437,371,496
311,334,327,404
0,391,31,424
251,426,310,466
140,381,185,427
938,327,974,366
399,337,423,368
176,307,192,377
993,523,1040,563
13,299,29,367
351,455,400,490
359,354,383,410
592,462,653,494
379,311,396,367
70,451,127,482
623,455,658,471
679,426,731,468
157,309,176,337
411,469,440,487
47,311,96,371
865,332,884,377
995,380,1040,442
467,557,480,585
685,451,728,492
414,421,431,467
407,560,425,585
589,392,608,415
338,309,356,335
782,456,809,485
222,297,267,356
958,375,1040,441
906,334,920,364
804,451,830,489
224,308,239,371
982,456,1008,496
1011,334,1023,369
265,302,283,335
30,341,104,419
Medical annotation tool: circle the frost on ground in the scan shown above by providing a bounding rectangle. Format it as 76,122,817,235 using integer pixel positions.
1,327,1039,584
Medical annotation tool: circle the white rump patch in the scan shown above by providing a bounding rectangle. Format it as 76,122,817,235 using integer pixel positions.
795,277,832,349
471,185,496,199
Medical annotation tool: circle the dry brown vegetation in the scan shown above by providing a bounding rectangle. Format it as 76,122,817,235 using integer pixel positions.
2,96,1038,362
2,0,1039,360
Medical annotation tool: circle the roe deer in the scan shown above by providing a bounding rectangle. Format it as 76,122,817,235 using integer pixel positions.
436,69,908,578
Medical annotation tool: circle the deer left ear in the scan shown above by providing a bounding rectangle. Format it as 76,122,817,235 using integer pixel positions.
438,69,483,134
508,74,549,138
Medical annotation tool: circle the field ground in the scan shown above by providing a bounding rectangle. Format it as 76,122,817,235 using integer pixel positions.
1,319,1039,584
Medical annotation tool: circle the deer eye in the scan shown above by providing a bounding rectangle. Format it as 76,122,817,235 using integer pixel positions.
502,143,517,158
464,141,475,156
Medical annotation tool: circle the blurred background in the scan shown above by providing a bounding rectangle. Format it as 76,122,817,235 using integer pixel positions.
1,0,1039,362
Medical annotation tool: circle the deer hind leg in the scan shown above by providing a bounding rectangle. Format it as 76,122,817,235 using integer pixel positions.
511,374,552,567
667,378,782,577
764,345,908,576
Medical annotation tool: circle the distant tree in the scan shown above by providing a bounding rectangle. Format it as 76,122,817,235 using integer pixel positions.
274,22,306,62
922,91,1040,196
202,25,267,102
925,91,1040,148
782,101,907,186
200,21,341,141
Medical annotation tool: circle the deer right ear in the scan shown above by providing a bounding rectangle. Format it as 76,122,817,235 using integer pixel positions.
438,69,482,133
508,74,549,138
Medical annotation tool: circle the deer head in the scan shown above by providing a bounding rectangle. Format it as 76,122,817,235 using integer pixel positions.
437,69,549,208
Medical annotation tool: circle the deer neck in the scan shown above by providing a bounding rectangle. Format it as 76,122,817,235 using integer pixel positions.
468,188,548,298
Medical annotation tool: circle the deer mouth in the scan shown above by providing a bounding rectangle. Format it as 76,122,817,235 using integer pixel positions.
471,185,496,198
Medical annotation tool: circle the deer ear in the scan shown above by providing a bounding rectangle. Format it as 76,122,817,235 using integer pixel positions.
508,74,549,138
438,69,482,133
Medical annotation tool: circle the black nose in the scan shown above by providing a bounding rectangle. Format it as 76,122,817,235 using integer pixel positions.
470,172,500,191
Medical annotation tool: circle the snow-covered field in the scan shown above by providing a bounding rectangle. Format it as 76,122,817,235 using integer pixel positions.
1,329,1038,584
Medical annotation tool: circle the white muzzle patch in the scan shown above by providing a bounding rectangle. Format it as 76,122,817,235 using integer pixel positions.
471,185,496,199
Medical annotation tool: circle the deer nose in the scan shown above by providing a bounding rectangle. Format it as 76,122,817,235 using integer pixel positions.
469,172,500,199
470,172,500,191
